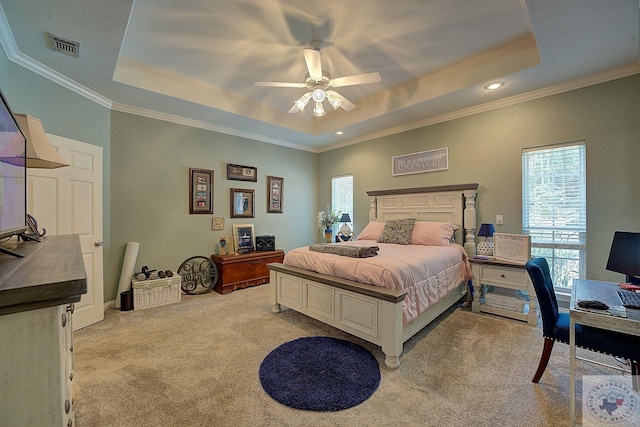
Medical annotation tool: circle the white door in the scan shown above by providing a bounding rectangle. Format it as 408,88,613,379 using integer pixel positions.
26,134,104,330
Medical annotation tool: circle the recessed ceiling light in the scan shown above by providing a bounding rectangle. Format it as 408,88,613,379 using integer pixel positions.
336,131,343,135
484,82,504,90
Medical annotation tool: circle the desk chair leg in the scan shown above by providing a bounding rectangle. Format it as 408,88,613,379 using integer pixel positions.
632,361,639,392
533,339,555,383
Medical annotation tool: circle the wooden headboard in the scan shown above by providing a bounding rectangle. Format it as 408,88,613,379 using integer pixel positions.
366,183,479,256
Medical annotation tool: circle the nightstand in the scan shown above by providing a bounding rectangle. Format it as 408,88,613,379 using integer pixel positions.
469,258,539,326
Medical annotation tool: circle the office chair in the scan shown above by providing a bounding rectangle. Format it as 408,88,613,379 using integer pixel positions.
525,257,640,385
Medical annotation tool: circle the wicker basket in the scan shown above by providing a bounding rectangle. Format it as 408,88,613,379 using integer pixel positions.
132,273,181,310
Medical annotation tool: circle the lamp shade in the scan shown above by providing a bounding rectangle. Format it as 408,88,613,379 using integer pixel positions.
606,231,640,279
340,213,351,223
477,223,495,238
12,114,69,169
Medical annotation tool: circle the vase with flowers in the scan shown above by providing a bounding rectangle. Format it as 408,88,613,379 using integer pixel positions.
317,204,341,243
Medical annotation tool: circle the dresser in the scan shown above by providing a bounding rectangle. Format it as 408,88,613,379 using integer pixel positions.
0,235,87,427
211,250,285,294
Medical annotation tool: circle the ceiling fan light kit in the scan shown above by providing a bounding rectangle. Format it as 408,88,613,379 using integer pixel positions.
255,40,381,117
313,102,325,117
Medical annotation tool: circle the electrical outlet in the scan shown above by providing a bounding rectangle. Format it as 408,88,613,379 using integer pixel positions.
496,214,504,225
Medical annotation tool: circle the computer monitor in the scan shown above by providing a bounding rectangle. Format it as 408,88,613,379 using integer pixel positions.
606,231,640,285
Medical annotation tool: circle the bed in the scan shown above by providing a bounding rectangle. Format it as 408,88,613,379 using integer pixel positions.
268,183,479,368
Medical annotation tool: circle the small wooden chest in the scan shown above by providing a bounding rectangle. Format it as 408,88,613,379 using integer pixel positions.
210,250,284,294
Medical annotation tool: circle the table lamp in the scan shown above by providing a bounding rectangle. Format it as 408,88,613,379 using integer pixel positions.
338,213,353,241
476,223,496,256
606,231,640,285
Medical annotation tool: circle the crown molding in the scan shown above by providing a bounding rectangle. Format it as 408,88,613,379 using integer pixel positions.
111,102,316,153
0,8,112,109
321,63,640,152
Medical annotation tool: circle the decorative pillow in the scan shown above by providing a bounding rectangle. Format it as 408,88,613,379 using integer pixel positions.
409,221,456,246
377,218,416,245
356,221,386,241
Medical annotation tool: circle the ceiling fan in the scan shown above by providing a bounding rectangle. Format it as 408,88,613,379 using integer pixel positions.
255,40,381,117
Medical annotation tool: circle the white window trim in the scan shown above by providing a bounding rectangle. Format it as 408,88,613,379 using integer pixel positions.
523,140,586,289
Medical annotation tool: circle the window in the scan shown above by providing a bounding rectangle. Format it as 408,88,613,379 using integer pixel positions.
522,141,586,290
332,174,353,229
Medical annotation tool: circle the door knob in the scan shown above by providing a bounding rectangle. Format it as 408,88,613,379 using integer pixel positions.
95,241,104,247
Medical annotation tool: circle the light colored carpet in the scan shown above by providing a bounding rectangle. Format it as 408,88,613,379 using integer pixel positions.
74,284,622,426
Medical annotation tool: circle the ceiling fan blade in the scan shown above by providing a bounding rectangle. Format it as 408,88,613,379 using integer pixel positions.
255,81,307,88
329,72,381,87
303,49,323,82
326,90,356,111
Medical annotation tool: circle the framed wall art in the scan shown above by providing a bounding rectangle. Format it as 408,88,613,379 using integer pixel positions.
211,217,224,230
392,147,448,176
227,163,257,182
232,223,255,253
493,233,531,265
230,188,255,218
189,168,213,214
267,175,284,213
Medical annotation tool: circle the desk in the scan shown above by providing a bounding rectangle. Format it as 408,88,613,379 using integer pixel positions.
569,279,640,426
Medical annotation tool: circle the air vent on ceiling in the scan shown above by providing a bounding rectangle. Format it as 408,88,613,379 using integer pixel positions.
46,33,79,58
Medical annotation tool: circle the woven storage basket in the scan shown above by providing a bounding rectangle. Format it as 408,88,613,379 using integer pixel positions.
132,273,181,310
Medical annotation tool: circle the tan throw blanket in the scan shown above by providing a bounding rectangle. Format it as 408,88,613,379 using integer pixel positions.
309,244,379,258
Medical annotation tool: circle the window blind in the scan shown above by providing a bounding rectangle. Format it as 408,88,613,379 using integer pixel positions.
522,141,586,247
331,174,353,224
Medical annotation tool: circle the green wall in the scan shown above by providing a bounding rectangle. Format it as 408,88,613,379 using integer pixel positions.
110,112,317,300
319,75,640,283
0,49,113,297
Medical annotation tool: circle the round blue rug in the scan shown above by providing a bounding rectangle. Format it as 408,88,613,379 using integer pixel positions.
259,336,381,411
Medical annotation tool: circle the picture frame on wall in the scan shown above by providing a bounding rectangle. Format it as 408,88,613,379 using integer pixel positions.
189,168,213,214
227,163,258,182
266,175,283,213
230,188,255,218
232,223,255,253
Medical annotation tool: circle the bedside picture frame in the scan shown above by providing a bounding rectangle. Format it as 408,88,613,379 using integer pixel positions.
493,233,531,265
232,224,255,253
227,163,257,182
189,168,213,214
230,188,255,218
267,175,283,213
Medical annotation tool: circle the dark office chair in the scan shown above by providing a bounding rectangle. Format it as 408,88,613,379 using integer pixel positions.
525,257,640,384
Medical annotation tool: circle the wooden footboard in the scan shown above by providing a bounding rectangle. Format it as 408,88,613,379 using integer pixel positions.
268,263,467,368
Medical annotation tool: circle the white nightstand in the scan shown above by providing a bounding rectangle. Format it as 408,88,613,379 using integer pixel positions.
470,258,539,326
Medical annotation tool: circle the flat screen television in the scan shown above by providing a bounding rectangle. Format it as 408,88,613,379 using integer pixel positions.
0,87,27,257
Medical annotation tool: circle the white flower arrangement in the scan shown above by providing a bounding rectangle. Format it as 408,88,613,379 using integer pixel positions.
316,204,341,231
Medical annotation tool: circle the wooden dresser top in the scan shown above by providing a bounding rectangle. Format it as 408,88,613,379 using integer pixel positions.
0,234,87,315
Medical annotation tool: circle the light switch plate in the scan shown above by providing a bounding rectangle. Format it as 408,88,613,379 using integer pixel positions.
496,215,504,225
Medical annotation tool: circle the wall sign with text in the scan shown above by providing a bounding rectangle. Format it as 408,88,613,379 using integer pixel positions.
392,148,448,176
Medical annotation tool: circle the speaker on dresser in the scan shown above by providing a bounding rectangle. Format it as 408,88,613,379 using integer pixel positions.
255,235,275,251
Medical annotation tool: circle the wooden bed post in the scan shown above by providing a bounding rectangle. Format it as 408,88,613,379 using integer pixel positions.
369,195,377,222
270,269,281,312
463,188,477,257
380,300,404,369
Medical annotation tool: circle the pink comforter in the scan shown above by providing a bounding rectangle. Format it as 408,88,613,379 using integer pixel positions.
284,240,472,323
